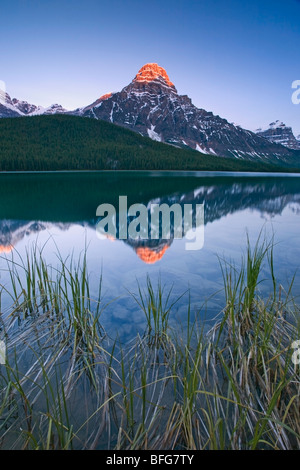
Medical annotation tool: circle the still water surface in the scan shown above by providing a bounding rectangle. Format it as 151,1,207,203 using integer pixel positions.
0,171,299,339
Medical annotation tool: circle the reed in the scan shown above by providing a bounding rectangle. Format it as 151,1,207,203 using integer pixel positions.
0,236,299,449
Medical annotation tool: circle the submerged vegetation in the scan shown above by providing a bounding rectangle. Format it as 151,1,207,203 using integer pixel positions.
0,115,299,172
0,236,299,450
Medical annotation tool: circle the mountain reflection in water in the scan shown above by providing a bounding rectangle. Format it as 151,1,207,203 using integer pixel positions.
0,172,300,263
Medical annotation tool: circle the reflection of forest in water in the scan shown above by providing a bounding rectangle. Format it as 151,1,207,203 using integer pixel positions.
1,173,300,263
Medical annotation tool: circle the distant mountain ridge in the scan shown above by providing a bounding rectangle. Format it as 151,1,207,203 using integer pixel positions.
256,121,300,150
0,64,299,165
0,87,68,117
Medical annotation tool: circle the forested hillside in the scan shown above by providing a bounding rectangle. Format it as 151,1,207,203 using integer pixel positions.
0,115,298,172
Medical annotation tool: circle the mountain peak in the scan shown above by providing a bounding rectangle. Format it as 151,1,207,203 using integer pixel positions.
256,120,300,150
80,65,293,162
133,63,175,88
269,120,286,129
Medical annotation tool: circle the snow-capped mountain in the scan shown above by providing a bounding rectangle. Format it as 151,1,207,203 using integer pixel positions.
0,64,298,165
0,86,68,118
0,88,23,117
42,104,69,115
256,121,300,151
76,63,294,164
11,98,42,115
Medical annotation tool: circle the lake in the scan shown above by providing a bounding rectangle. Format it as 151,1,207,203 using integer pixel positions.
0,170,299,340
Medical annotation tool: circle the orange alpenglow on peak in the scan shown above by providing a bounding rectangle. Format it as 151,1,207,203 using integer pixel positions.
135,245,169,264
0,244,13,254
99,92,113,101
134,63,174,87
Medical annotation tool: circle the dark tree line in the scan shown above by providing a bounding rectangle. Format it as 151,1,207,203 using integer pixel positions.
0,115,297,172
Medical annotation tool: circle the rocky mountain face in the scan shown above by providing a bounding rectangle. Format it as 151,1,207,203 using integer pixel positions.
0,88,23,117
11,98,42,115
0,64,298,165
77,63,294,164
256,121,300,150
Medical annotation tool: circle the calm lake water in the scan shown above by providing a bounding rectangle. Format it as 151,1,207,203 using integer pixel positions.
0,171,300,339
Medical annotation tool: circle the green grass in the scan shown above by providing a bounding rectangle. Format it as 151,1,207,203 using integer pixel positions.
0,114,299,172
0,237,299,449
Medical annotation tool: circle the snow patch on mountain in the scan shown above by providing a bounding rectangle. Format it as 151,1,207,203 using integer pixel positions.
196,144,209,154
147,125,161,141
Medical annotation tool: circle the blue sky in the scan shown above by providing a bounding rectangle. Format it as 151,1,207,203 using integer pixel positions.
1,0,300,135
